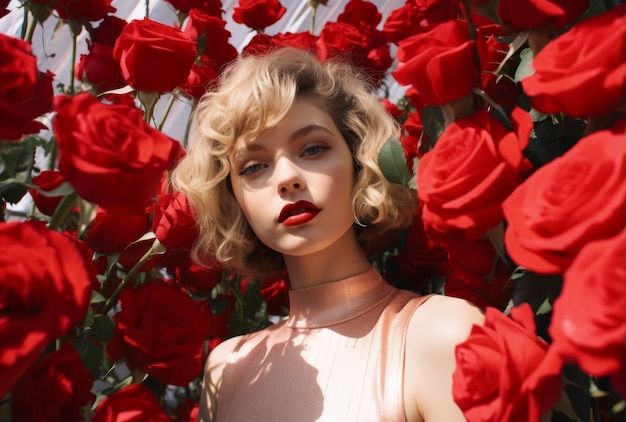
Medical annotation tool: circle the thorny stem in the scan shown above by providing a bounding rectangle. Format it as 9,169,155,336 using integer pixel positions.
220,278,245,330
461,0,477,41
182,102,196,149
48,192,78,231
70,28,78,95
460,0,482,80
157,94,176,132
310,4,317,34
24,12,37,42
102,241,163,313
137,90,159,125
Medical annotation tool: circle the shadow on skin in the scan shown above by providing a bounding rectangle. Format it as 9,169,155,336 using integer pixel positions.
217,325,324,421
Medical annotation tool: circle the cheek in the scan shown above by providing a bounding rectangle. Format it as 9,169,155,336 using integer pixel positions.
234,189,271,231
327,160,355,197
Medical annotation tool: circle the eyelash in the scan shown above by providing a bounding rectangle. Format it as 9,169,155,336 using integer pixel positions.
302,142,329,157
238,142,330,176
238,161,264,176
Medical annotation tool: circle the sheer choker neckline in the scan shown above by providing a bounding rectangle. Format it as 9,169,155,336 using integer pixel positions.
286,267,395,329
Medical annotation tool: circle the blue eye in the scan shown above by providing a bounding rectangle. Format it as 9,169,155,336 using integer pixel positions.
302,143,329,157
239,162,265,175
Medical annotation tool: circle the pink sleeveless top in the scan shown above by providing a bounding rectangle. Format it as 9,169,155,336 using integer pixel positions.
216,267,431,421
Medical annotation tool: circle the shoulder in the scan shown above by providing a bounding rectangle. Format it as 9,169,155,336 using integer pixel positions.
404,295,484,422
197,335,243,422
207,335,242,374
409,295,485,348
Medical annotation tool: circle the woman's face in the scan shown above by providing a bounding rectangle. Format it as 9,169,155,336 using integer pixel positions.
229,97,356,258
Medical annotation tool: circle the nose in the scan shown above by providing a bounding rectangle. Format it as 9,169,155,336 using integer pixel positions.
275,157,306,195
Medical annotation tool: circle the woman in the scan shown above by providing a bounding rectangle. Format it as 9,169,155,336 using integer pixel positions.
172,47,484,421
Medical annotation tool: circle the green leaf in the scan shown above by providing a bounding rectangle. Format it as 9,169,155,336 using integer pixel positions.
421,106,446,148
84,306,95,327
378,137,412,187
85,314,115,343
73,337,103,377
211,296,230,314
0,138,35,179
91,290,107,305
535,298,553,316
0,181,28,204
511,271,563,312
407,174,416,191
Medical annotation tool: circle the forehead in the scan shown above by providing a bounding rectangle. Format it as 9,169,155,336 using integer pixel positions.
232,97,340,151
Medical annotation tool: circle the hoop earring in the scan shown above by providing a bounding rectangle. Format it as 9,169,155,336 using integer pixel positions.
352,207,368,228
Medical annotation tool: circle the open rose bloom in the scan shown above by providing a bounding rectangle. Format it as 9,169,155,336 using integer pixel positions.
0,0,625,420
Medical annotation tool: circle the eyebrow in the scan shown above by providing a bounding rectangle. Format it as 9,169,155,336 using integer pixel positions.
289,124,334,142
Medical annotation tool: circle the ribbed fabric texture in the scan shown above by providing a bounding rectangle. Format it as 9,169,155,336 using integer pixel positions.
216,267,431,421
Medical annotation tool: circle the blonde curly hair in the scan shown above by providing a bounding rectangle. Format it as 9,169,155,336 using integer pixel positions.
171,47,414,278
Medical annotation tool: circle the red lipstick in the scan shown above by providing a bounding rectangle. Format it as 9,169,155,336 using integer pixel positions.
278,200,322,227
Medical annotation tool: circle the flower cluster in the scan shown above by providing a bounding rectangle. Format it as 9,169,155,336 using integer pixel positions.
0,0,624,420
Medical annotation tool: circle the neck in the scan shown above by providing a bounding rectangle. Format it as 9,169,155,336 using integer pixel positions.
283,229,371,290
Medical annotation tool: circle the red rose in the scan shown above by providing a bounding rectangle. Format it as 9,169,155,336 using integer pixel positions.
75,42,126,93
549,227,626,391
92,384,171,422
380,99,403,120
272,31,318,51
338,0,381,28
383,2,461,43
113,18,196,92
383,4,424,44
402,110,426,162
108,280,205,385
0,33,54,141
498,0,588,32
317,17,390,84
92,15,127,46
52,93,180,215
11,344,95,422
29,170,69,217
522,4,626,118
152,192,198,250
427,229,511,310
199,294,234,350
54,0,115,21
316,21,369,61
243,31,319,56
165,0,223,16
453,304,563,422
85,208,150,254
233,0,286,31
180,10,236,98
182,8,229,43
241,33,275,55
118,237,162,272
418,109,532,239
175,398,200,422
260,270,290,316
392,207,450,291
164,252,223,292
0,221,92,398
393,19,478,105
503,123,626,274
183,59,220,100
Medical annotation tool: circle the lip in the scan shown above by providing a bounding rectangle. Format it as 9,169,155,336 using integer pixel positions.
278,200,322,227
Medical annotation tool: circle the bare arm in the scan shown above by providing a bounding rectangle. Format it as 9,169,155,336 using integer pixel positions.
197,336,242,422
404,295,485,422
